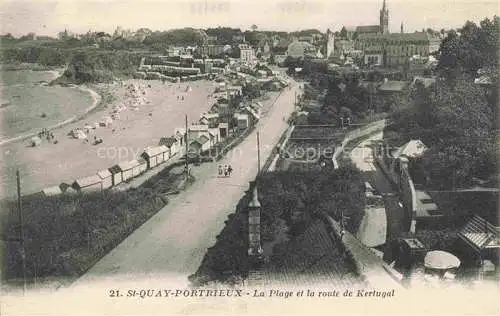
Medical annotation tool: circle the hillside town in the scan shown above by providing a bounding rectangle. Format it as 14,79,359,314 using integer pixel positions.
0,1,498,315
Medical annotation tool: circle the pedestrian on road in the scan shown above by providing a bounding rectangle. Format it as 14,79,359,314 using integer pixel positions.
218,165,223,176
227,165,233,177
223,164,228,177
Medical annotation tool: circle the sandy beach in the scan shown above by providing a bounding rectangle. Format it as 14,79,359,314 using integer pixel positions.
0,79,216,198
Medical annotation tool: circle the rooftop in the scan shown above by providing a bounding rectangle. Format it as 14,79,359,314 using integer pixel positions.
159,137,177,147
201,113,220,119
358,31,438,42
108,165,122,174
97,169,112,179
412,76,437,88
198,135,210,144
356,25,381,34
189,124,209,132
118,160,136,170
42,186,62,196
378,80,408,92
459,215,500,251
248,218,362,287
74,174,101,188
143,145,169,157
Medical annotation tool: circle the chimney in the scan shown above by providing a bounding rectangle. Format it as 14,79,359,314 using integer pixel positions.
401,22,404,34
248,182,264,261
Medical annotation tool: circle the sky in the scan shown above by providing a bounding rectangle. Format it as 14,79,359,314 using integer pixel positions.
0,0,498,37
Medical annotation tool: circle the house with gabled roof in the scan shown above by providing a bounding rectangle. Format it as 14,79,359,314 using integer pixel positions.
198,135,211,152
200,112,220,127
159,136,179,157
142,145,169,169
188,124,210,142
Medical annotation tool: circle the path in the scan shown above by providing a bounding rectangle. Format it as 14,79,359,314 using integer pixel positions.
349,131,404,249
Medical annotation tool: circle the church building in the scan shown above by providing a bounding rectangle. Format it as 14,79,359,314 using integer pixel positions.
337,0,441,68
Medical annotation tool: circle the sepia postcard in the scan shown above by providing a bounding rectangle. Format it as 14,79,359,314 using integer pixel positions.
0,0,499,315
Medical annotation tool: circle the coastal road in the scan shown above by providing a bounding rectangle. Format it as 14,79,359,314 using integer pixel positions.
349,131,394,194
70,77,300,288
350,133,388,247
348,131,405,249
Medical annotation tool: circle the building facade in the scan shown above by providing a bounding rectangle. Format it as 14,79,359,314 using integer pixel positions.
335,0,441,68
326,29,335,59
237,44,256,62
287,40,318,58
199,45,226,58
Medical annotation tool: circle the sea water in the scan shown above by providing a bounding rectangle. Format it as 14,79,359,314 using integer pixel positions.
0,69,94,141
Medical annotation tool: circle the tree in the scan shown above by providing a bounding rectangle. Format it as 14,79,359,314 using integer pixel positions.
437,17,499,76
387,73,495,189
251,24,258,31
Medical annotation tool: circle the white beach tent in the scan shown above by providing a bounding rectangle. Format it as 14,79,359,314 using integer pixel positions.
99,116,113,127
30,136,42,147
70,129,87,140
83,124,94,130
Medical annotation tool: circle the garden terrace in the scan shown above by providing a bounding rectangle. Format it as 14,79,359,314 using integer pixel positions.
290,125,346,141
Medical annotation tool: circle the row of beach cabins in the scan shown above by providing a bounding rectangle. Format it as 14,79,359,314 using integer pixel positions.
40,116,250,197
40,136,182,196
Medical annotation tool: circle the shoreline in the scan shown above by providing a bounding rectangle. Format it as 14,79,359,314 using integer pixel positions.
0,78,216,198
0,63,61,72
0,83,103,146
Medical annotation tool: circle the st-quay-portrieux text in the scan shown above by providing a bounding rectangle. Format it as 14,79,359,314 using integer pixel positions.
109,289,244,298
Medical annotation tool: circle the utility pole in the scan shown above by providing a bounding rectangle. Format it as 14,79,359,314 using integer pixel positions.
369,84,373,120
16,169,27,295
86,196,90,253
256,131,261,178
339,209,350,241
340,208,345,231
185,115,189,179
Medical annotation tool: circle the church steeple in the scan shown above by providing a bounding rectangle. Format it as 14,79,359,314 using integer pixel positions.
379,0,389,34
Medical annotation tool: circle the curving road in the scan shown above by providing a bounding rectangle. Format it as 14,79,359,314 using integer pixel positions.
70,75,300,288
